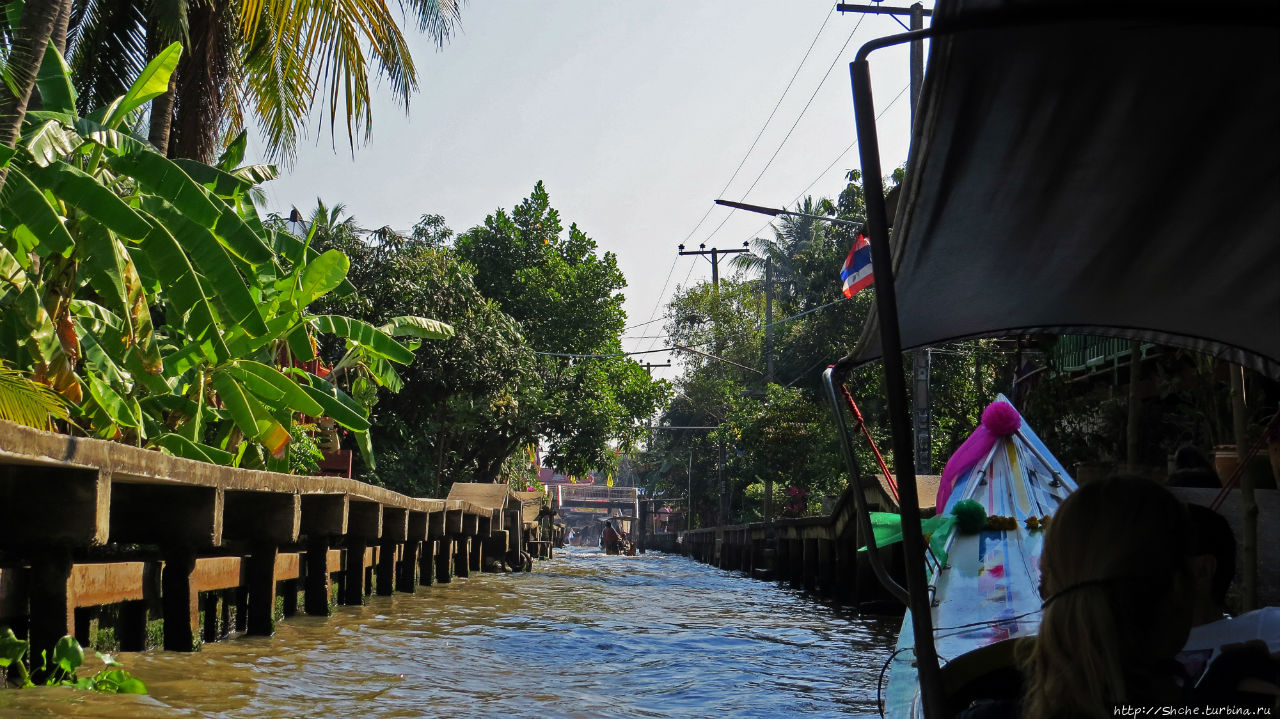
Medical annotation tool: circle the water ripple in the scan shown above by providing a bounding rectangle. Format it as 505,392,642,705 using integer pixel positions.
0,546,895,718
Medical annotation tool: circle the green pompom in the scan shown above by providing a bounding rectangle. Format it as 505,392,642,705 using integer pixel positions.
952,499,987,534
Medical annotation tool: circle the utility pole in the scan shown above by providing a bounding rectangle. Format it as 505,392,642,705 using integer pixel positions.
764,256,775,385
640,360,671,375
840,4,943,718
678,242,749,526
837,1,933,473
763,256,776,525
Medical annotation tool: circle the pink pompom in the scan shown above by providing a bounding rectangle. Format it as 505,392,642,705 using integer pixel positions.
981,401,1021,436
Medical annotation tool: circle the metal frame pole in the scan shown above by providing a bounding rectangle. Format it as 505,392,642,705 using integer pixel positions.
850,56,945,719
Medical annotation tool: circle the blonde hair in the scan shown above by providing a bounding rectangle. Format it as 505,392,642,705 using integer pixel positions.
1023,476,1194,718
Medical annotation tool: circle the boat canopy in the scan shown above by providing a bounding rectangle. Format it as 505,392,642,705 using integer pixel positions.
847,0,1280,378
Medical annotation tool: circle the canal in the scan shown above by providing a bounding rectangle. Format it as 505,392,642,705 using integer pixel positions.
1,546,899,718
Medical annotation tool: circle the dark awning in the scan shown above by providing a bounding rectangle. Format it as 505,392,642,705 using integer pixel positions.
849,0,1280,378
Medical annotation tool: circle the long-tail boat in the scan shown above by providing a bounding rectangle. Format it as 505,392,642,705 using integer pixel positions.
820,1,1278,716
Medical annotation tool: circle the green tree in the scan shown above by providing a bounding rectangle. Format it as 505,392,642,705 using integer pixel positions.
308,207,540,494
455,182,667,478
0,44,448,470
60,0,464,161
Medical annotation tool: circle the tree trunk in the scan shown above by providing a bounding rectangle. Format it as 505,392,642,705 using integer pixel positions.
0,0,67,189
146,23,179,155
148,80,178,154
51,0,70,55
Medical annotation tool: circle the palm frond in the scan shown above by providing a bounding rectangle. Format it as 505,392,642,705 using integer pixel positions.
399,0,463,47
68,0,150,113
0,362,72,431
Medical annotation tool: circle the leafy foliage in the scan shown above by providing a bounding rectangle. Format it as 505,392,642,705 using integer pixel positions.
0,43,448,470
0,629,146,693
637,172,1016,526
456,182,667,476
310,185,667,496
61,0,466,162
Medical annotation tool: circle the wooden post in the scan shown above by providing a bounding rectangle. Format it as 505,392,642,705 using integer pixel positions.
233,589,248,633
835,538,858,604
419,540,436,586
817,539,836,597
342,540,367,605
788,538,804,590
201,594,220,643
246,544,278,636
118,600,147,651
436,537,454,584
220,590,233,638
803,538,819,592
469,537,482,572
28,549,74,664
161,548,198,651
304,538,331,616
397,542,419,593
454,537,470,578
376,540,396,596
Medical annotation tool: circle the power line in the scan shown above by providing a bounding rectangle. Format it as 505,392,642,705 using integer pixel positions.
676,5,837,249
633,255,680,354
624,316,669,330
702,14,869,251
735,82,914,251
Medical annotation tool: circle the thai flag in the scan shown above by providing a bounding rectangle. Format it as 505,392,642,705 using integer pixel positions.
840,233,874,298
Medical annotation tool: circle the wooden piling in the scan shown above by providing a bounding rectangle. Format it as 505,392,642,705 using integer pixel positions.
304,538,331,616
435,537,454,584
419,540,437,586
397,541,419,593
28,549,74,663
161,549,198,651
454,536,470,578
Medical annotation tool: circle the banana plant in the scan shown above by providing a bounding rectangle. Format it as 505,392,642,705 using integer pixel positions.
0,41,452,471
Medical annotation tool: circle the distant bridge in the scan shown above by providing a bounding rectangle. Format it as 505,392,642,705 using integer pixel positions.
552,485,639,518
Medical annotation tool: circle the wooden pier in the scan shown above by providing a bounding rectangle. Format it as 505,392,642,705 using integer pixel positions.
0,420,551,660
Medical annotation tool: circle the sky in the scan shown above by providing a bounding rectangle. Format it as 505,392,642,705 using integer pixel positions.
250,1,929,383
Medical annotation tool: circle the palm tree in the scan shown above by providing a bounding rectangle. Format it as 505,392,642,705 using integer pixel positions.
730,196,837,307
0,0,70,191
63,0,464,163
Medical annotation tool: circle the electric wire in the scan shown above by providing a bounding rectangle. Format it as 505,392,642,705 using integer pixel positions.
701,13,869,248
633,255,680,355
676,5,837,249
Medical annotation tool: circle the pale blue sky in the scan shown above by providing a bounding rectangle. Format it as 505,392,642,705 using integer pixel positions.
251,1,928,382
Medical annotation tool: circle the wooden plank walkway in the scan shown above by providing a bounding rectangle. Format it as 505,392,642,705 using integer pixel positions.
0,419,552,659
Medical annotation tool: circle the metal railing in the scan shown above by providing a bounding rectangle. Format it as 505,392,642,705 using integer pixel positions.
554,485,639,505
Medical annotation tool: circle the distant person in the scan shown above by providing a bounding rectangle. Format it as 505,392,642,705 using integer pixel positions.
1023,476,1197,717
1167,445,1221,489
601,521,620,555
1179,503,1280,707
1187,503,1237,626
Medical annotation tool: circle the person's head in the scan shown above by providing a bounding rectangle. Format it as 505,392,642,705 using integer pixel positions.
1187,502,1236,624
1024,476,1196,718
1175,445,1213,471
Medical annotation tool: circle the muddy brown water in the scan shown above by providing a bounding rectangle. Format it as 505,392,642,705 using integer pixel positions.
1,546,899,718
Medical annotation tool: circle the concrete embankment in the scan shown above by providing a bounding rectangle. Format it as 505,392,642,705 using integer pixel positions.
0,420,562,660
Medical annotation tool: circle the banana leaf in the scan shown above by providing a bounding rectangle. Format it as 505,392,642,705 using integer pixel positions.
308,315,413,364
